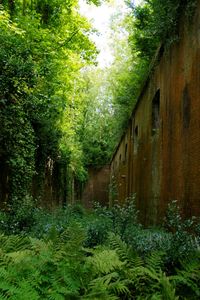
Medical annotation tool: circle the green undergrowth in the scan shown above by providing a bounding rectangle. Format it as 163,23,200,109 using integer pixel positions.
0,199,200,299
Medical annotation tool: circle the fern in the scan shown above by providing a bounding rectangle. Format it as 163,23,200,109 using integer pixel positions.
83,293,118,300
84,240,130,299
7,250,32,263
0,222,198,299
124,251,178,299
47,294,65,300
108,233,130,260
12,280,40,300
145,251,165,273
171,252,200,298
107,234,170,299
109,279,131,296
86,249,124,275
108,233,143,268
0,267,20,299
0,234,32,252
159,273,178,300
84,274,120,300
0,293,8,300
0,249,12,267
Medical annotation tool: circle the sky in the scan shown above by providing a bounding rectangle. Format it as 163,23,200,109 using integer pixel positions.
79,0,143,68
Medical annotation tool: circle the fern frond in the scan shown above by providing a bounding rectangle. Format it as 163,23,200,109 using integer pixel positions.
108,233,143,268
172,274,199,291
171,253,200,298
55,270,81,294
90,272,119,287
130,266,159,281
0,292,8,300
179,253,200,277
108,234,129,260
0,250,12,267
7,250,32,263
30,237,52,254
86,249,124,275
46,291,65,300
48,284,80,299
84,280,120,300
150,293,163,300
171,274,200,298
85,270,122,299
129,254,144,269
83,293,119,300
14,280,40,300
110,279,130,296
145,251,165,273
0,269,18,298
159,271,179,300
0,234,32,252
0,268,10,283
59,222,86,249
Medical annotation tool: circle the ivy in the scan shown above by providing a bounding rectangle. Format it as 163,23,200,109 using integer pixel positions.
128,0,198,59
0,104,36,203
0,1,99,207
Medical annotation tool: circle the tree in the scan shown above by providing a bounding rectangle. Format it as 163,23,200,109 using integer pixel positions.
0,0,98,206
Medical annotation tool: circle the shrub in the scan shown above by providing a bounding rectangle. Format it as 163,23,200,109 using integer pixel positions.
94,194,140,240
0,195,36,234
84,216,111,248
109,195,139,238
161,200,199,271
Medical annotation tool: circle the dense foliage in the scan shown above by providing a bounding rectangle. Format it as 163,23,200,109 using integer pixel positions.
0,200,200,299
1,3,200,297
127,0,197,58
0,0,100,207
1,0,198,209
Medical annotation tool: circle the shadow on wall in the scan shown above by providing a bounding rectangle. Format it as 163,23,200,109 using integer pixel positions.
81,165,110,209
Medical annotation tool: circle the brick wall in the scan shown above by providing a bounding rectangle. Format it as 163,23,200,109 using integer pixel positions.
110,1,200,225
81,166,110,209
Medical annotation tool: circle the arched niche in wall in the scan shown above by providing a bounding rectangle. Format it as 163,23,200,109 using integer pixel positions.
152,89,160,136
134,125,139,154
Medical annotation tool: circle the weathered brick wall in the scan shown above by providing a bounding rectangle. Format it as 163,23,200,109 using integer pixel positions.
81,166,110,209
160,7,200,220
110,1,200,225
32,159,68,209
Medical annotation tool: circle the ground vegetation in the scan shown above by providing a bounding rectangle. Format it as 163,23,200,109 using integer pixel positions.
0,200,199,299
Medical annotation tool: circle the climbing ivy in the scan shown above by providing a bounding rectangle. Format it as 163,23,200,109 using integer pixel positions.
0,10,36,205
0,2,98,207
127,0,198,59
0,105,35,202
